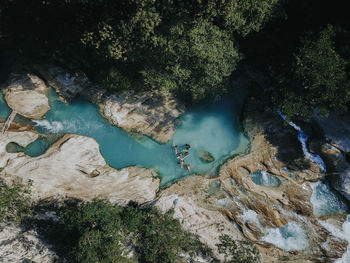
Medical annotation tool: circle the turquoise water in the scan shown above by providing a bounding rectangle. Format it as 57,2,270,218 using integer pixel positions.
1,88,248,185
310,182,348,217
250,171,281,187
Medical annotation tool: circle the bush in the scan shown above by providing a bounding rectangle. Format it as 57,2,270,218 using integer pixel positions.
0,177,32,223
42,199,210,263
217,234,261,263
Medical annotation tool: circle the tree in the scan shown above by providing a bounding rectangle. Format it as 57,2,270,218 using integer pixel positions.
280,25,350,119
142,19,241,103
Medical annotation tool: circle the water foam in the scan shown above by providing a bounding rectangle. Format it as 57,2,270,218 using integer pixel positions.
240,209,263,229
33,120,64,133
319,215,350,263
310,182,348,217
262,222,309,251
277,110,326,173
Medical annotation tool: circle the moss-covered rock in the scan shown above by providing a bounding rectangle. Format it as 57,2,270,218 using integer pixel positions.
199,150,215,163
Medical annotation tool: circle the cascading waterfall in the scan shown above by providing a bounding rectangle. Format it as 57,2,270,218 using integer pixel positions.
277,110,326,173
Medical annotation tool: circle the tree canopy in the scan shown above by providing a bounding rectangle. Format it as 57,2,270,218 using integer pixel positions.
0,0,282,103
280,25,350,119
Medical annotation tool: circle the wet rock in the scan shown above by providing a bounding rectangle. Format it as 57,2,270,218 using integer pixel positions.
36,65,89,103
331,169,350,202
199,150,215,163
4,73,50,119
313,112,350,153
0,132,159,205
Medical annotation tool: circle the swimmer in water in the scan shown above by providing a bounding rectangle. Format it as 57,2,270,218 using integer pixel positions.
185,144,190,150
173,142,178,154
185,164,191,172
183,151,189,159
177,152,184,168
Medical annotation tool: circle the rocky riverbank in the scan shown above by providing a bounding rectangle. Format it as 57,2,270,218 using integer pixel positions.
0,128,159,204
34,65,184,143
1,65,350,262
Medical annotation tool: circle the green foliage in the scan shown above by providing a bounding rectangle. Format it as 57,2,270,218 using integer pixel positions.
142,19,241,102
45,199,209,263
0,178,32,223
99,67,132,92
280,25,350,119
198,0,283,37
137,208,203,263
51,199,124,263
217,234,261,263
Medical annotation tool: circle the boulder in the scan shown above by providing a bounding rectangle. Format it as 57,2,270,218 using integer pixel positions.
199,150,215,163
330,169,350,202
4,73,50,119
100,90,184,143
35,65,88,103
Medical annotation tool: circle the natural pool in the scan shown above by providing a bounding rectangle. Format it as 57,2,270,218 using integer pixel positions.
250,170,281,188
0,89,249,185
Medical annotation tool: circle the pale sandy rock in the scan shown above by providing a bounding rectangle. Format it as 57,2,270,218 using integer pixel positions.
0,133,159,205
0,223,57,263
0,130,38,168
4,73,50,119
154,176,244,260
100,90,184,143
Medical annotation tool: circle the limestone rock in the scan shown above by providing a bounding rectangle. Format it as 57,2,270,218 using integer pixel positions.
4,73,50,119
0,132,159,205
100,90,184,143
154,176,244,260
0,223,57,263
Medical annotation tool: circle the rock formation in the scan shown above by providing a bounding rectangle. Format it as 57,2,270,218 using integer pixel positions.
0,129,159,205
4,73,50,119
100,90,184,143
36,65,184,143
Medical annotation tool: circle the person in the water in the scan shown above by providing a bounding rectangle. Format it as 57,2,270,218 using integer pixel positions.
183,151,189,159
173,144,178,154
185,164,191,172
185,144,190,150
177,152,184,168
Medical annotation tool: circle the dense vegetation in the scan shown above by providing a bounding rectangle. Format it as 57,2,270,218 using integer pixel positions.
243,0,350,119
39,199,208,263
0,178,32,223
0,1,349,116
0,0,282,103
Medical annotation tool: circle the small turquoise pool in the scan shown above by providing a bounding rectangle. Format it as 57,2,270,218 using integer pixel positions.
250,171,281,188
0,88,248,185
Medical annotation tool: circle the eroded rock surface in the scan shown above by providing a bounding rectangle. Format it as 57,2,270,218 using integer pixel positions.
100,90,184,143
0,131,159,205
4,73,50,119
0,223,57,263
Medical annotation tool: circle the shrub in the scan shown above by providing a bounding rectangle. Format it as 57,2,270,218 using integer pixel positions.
0,177,32,223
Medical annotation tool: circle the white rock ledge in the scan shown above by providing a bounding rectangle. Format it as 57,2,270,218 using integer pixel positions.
4,73,50,119
0,132,159,205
